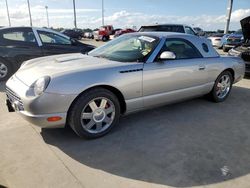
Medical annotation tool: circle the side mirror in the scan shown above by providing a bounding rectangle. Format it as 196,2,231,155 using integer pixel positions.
159,51,176,60
70,38,77,45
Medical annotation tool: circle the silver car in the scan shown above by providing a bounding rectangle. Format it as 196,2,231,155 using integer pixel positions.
5,32,245,138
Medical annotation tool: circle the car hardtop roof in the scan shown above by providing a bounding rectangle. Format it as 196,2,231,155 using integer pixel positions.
140,24,190,27
128,31,194,38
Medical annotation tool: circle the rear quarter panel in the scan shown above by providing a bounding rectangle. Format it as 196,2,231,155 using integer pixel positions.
205,56,245,83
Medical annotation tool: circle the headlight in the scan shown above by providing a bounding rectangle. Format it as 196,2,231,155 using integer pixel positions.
34,76,50,96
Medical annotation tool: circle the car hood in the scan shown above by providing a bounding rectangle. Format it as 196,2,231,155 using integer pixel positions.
241,16,250,41
228,33,242,39
15,53,132,87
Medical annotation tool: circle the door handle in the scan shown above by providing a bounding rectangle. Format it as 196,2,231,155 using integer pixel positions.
199,65,206,70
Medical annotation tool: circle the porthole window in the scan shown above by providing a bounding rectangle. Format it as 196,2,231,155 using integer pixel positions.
202,43,209,53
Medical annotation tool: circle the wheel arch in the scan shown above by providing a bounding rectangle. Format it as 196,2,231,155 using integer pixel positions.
223,68,235,81
66,85,127,123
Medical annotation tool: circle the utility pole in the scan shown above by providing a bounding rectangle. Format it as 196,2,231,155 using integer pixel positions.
73,0,77,28
45,6,49,28
224,0,233,34
27,0,32,26
102,0,104,26
5,0,11,27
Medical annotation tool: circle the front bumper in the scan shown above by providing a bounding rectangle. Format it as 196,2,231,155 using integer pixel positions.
5,75,77,128
6,98,67,128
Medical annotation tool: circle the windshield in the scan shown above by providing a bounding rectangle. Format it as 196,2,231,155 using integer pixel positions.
88,34,159,62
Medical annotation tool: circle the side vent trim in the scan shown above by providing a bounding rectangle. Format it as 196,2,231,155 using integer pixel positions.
119,69,143,73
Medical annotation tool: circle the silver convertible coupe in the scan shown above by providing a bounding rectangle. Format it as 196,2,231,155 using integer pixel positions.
6,32,245,138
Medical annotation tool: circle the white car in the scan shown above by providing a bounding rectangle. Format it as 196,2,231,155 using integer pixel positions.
208,33,224,47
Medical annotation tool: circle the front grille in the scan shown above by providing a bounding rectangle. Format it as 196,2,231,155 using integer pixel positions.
6,87,24,110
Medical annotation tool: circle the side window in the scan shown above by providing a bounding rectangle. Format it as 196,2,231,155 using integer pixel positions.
184,27,195,35
2,31,36,43
37,31,71,45
163,39,202,59
159,26,185,33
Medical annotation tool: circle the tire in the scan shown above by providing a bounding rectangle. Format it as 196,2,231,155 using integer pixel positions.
209,71,233,103
223,45,229,52
68,88,121,139
102,36,108,42
0,60,12,81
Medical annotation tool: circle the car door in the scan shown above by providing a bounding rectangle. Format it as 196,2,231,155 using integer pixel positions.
1,27,42,69
36,30,81,56
143,38,208,108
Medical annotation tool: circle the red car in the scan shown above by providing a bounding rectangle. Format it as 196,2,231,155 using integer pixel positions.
94,25,114,41
114,28,136,38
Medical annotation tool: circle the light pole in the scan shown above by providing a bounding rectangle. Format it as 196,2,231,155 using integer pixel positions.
73,0,77,28
5,0,11,27
224,0,233,34
27,0,32,26
102,0,104,26
45,6,49,28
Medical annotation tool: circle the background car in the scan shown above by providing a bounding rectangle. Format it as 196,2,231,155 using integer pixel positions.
114,28,136,37
218,34,230,49
193,27,206,36
94,25,114,41
222,29,244,52
139,24,197,35
207,33,224,47
0,27,94,81
6,32,245,138
61,29,83,40
83,32,94,39
228,16,250,75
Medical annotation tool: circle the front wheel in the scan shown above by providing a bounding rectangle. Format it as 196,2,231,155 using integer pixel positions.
68,88,121,139
223,45,229,52
209,71,233,103
0,61,12,81
102,36,108,42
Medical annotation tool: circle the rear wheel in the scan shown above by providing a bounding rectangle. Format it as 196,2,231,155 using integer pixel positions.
68,88,121,139
0,61,12,81
209,71,233,102
223,45,229,52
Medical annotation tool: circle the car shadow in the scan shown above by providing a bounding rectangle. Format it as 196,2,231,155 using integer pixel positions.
41,85,250,187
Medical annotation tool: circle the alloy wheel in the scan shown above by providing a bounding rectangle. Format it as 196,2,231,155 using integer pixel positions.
0,63,8,79
216,75,231,99
81,97,115,134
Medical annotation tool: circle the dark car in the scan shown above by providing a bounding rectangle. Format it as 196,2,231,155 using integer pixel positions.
61,29,83,40
139,24,197,35
0,27,95,81
228,16,250,75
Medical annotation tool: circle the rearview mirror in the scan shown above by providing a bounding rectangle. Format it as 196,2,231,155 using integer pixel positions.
159,51,176,60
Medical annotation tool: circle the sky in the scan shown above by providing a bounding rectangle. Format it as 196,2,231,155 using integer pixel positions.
0,0,249,31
